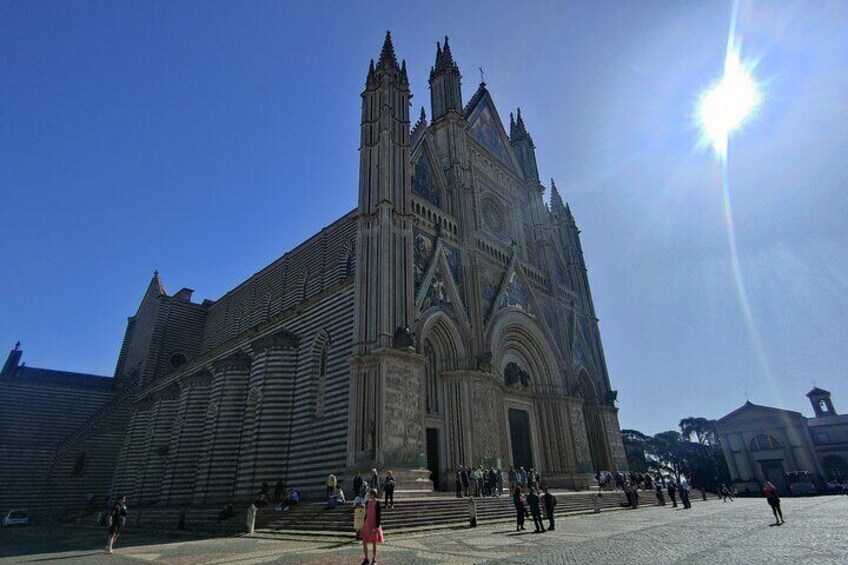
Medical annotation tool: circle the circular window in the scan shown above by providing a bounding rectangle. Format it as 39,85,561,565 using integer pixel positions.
482,198,508,240
169,352,188,369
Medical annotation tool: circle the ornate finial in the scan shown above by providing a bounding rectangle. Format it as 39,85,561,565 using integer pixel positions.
14,341,20,351
154,270,159,276
478,66,485,84
377,30,399,71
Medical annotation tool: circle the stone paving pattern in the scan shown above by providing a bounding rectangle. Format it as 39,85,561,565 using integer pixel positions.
1,496,846,564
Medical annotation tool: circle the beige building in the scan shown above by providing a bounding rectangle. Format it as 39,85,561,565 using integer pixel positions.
1,33,627,513
716,387,848,494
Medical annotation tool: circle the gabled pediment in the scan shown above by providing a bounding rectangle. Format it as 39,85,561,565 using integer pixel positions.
411,137,448,209
465,87,520,173
717,402,806,426
415,237,469,329
485,256,545,330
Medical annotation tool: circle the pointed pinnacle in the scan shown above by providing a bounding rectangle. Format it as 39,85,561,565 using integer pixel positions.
377,30,398,71
400,59,408,83
442,36,454,65
420,106,427,121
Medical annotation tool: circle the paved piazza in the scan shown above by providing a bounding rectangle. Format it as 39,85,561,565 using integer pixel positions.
1,497,846,564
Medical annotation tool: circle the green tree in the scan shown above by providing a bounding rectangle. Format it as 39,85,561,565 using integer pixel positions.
679,417,720,446
621,429,650,473
645,430,690,483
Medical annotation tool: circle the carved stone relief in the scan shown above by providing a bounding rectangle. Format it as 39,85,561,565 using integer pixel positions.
383,363,423,466
569,403,592,473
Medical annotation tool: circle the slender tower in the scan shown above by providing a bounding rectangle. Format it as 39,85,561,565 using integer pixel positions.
349,33,429,487
355,31,414,351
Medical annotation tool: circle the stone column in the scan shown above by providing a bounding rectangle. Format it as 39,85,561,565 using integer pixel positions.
349,348,431,495
599,405,629,471
136,384,180,504
533,396,577,484
161,370,212,505
192,350,251,505
234,330,300,501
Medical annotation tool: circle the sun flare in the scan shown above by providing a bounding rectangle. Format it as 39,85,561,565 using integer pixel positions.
698,48,761,158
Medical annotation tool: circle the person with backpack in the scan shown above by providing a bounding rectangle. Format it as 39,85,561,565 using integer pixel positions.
105,495,128,554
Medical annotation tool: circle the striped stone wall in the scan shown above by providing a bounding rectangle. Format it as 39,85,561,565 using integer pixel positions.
0,369,115,513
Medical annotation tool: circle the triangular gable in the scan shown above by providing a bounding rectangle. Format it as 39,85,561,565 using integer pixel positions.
718,401,805,425
415,238,470,329
411,138,448,208
465,89,520,173
486,256,543,326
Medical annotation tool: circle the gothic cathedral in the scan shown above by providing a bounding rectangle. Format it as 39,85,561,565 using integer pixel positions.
0,33,627,512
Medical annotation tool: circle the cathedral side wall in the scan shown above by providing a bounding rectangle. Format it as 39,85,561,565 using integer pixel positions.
0,372,115,513
200,212,357,353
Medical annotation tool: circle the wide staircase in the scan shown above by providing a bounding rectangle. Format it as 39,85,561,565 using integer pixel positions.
255,488,708,537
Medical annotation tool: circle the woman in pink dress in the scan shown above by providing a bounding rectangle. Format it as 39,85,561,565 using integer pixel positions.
360,488,384,565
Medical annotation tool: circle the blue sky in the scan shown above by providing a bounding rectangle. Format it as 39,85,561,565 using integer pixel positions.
1,1,846,435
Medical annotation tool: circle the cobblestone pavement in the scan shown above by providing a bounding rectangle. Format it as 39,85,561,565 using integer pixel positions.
2,496,846,564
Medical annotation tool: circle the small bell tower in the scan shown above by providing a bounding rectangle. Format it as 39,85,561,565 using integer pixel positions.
807,387,837,417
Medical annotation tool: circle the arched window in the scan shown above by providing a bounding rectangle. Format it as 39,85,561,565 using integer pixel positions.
71,452,87,477
749,433,783,452
423,342,438,414
311,331,330,418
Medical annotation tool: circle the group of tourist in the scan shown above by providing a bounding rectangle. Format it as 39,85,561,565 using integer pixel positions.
512,484,557,533
455,465,507,497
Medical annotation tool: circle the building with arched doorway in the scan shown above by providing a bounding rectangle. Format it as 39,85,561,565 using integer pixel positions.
716,387,848,494
1,32,627,514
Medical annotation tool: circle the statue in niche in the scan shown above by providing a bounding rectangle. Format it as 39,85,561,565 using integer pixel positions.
393,326,416,350
504,362,531,389
477,352,493,373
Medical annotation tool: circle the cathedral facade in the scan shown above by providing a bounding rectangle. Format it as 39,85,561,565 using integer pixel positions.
3,33,627,511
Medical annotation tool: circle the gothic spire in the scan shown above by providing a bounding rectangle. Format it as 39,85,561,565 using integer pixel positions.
550,178,566,214
430,36,460,79
400,59,409,85
416,106,427,127
511,107,530,142
366,59,376,87
376,30,399,72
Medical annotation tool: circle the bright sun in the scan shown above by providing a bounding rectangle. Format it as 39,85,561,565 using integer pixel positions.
698,48,761,158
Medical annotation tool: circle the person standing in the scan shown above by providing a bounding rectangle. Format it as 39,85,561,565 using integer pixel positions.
455,467,463,498
274,479,285,503
667,481,678,508
763,481,784,525
382,470,396,509
360,488,384,565
512,485,526,532
461,466,470,497
508,466,517,493
369,468,379,492
519,467,527,492
527,488,546,533
353,471,364,499
542,486,557,531
679,476,691,509
104,495,128,554
655,482,666,506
